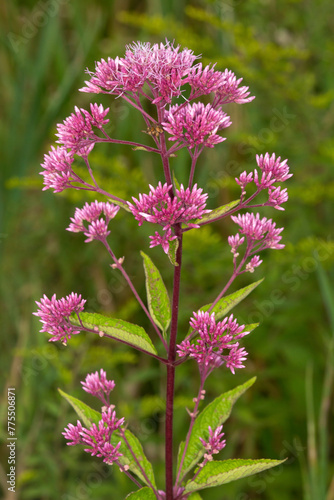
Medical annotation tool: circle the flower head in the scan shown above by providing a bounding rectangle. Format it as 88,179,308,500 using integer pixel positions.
162,102,231,148
214,69,255,105
67,201,119,242
256,153,292,183
81,369,116,405
199,425,226,461
231,212,284,250
40,146,75,193
177,312,249,374
128,182,210,252
81,40,198,103
56,104,109,155
63,405,124,465
33,293,86,344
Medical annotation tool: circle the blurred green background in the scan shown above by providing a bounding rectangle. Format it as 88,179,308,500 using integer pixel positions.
1,0,334,499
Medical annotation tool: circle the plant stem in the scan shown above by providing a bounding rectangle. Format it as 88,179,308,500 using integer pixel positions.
165,224,183,500
103,240,168,350
175,372,206,487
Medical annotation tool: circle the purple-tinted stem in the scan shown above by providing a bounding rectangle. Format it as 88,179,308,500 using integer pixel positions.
195,188,263,229
116,461,142,488
166,224,183,500
121,93,156,123
97,134,161,154
103,240,168,351
207,248,251,314
188,146,200,189
119,428,159,495
175,372,206,487
157,107,173,187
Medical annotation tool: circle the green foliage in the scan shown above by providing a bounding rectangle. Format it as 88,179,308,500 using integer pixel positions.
70,312,157,355
58,389,101,427
177,378,256,479
115,430,157,488
198,279,264,322
184,458,286,493
141,251,171,336
126,487,156,500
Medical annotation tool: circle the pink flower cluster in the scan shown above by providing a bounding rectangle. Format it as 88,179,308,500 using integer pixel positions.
56,103,109,156
228,212,284,273
236,153,292,210
199,425,226,463
162,103,231,149
40,146,75,193
33,293,86,344
177,311,249,375
63,373,124,465
81,369,116,406
63,407,124,465
128,182,210,253
80,41,197,102
67,201,120,242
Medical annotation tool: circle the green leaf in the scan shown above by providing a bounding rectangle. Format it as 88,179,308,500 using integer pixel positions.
184,458,286,493
108,197,131,212
58,389,101,428
70,312,157,355
177,378,256,479
194,199,240,225
198,279,264,322
167,238,179,266
172,171,181,191
188,493,203,500
126,487,156,499
112,429,157,488
141,251,171,336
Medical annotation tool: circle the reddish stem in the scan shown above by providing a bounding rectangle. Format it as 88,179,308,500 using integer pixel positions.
165,224,183,500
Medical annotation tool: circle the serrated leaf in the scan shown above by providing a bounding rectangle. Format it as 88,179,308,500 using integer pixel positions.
198,279,264,322
126,487,156,499
184,459,286,493
112,429,157,488
177,378,256,479
167,238,179,266
141,251,171,336
58,389,101,427
195,199,240,225
70,312,157,355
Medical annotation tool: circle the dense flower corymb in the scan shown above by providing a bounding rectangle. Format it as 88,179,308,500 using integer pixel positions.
67,201,120,242
63,374,124,465
81,40,198,103
231,212,284,250
128,182,210,252
34,293,86,344
162,103,231,148
177,311,249,375
56,103,109,155
63,407,124,465
40,146,75,193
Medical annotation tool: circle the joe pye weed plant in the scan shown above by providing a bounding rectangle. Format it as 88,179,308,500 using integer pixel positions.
35,40,292,500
